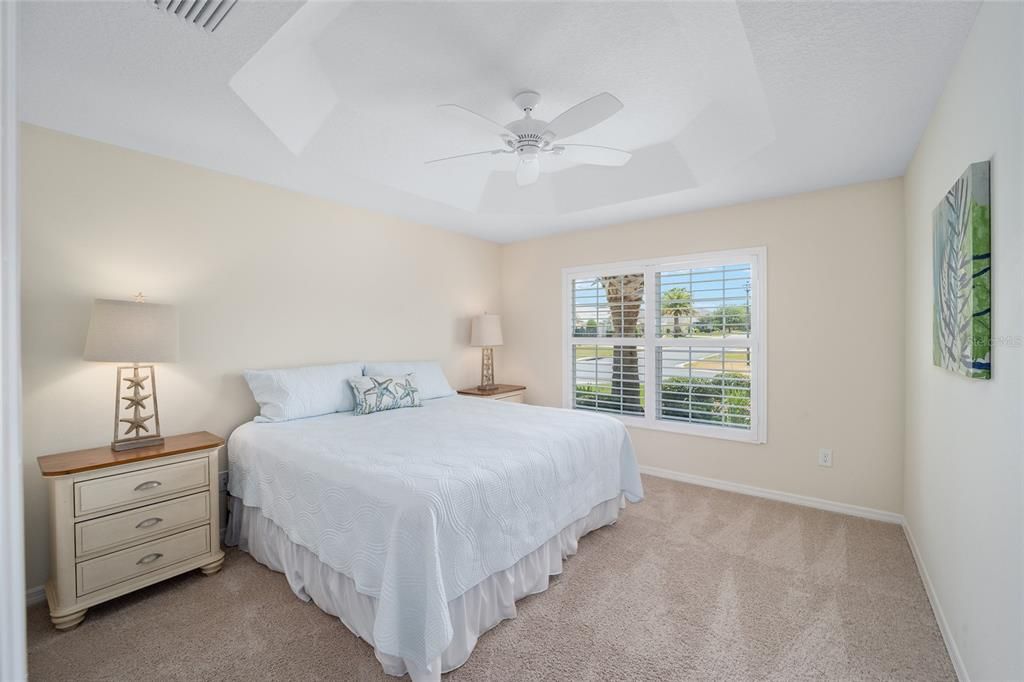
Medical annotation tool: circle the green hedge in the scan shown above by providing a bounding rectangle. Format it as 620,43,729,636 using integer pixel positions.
661,373,750,426
574,384,644,415
574,373,750,426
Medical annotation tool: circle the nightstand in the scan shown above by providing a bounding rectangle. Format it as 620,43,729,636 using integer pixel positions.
457,384,527,404
36,431,225,631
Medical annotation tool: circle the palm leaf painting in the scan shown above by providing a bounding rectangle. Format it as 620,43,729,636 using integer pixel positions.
933,160,991,379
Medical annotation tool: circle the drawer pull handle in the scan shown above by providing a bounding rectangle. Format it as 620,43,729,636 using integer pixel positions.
136,552,163,566
135,517,163,529
134,480,162,492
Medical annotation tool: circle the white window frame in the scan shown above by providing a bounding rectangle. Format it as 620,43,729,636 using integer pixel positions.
562,246,767,444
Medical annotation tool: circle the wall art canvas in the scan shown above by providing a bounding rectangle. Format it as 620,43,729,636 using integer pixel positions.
933,160,991,379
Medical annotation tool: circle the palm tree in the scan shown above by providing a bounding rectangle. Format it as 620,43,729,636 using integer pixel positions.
600,274,644,413
662,287,694,337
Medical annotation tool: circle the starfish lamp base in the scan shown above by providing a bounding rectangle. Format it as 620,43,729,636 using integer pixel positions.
111,364,164,452
477,347,498,392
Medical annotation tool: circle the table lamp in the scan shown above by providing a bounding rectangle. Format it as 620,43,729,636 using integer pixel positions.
84,295,179,451
470,313,503,391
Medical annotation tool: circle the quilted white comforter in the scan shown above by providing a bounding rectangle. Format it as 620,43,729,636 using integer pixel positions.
228,395,643,673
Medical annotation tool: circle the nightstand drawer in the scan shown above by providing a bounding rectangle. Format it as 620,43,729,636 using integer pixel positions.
496,393,524,403
75,491,210,558
76,525,210,596
74,458,209,517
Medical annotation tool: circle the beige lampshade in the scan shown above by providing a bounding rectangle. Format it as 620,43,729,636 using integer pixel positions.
84,299,179,363
470,313,503,347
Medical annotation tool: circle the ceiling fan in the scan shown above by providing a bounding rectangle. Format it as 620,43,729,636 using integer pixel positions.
427,90,631,187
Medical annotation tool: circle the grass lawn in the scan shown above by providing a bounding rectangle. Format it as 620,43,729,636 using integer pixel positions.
685,351,751,372
574,346,625,360
574,346,750,372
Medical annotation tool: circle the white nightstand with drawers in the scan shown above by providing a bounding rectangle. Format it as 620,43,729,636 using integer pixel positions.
37,432,225,630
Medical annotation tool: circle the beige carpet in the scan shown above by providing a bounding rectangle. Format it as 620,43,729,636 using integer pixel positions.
27,475,954,680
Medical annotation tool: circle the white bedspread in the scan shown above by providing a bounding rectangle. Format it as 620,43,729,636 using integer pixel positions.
228,396,643,674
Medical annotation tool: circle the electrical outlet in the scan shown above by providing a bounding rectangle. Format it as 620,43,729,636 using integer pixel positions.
818,448,833,468
218,471,229,492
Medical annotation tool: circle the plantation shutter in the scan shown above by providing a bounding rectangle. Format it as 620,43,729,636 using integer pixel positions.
570,273,646,416
654,264,753,430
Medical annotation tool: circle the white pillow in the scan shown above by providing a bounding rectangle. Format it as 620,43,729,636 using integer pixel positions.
243,362,364,422
363,361,455,400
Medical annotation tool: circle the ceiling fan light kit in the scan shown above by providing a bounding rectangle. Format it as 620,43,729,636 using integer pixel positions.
428,90,632,186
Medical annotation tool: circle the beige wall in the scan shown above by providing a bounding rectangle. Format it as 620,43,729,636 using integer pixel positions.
903,3,1023,679
500,179,905,514
20,125,502,589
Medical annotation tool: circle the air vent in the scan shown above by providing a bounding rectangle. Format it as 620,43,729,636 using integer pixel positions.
150,0,238,33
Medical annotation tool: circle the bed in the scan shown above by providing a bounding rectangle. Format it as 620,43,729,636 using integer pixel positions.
225,394,643,681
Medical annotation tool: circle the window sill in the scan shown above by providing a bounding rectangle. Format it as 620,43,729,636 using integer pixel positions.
592,411,766,444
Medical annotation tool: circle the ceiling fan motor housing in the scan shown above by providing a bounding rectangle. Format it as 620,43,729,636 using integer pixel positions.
506,119,549,157
510,132,545,157
507,91,551,157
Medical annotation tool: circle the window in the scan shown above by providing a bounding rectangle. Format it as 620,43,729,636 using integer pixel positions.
563,248,766,443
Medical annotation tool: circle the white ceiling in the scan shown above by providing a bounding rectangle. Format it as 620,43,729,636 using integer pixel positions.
19,1,979,242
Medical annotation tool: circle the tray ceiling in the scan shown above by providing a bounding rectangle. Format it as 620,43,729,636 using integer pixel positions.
19,1,979,242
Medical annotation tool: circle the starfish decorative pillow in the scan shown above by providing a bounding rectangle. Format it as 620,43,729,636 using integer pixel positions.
349,373,422,415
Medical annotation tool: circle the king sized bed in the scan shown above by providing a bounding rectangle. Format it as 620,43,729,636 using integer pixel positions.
226,384,643,681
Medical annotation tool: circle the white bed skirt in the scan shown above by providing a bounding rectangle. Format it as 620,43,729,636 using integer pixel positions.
225,495,622,681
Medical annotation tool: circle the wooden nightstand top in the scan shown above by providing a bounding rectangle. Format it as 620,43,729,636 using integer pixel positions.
37,431,224,477
457,384,526,398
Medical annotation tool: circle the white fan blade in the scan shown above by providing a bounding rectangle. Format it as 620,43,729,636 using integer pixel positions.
542,92,623,141
425,149,507,165
438,104,515,138
516,156,540,186
555,144,631,167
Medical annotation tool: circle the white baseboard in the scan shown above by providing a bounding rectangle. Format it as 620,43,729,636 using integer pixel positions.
25,584,45,607
637,465,904,524
902,520,968,682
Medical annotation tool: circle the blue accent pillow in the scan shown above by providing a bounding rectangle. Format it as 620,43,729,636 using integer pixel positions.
349,374,422,416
